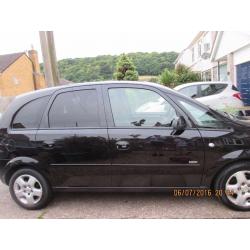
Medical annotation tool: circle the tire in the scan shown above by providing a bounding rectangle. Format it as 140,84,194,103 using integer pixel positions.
9,168,52,210
214,162,250,211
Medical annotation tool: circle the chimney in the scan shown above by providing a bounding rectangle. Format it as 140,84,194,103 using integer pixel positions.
28,49,47,89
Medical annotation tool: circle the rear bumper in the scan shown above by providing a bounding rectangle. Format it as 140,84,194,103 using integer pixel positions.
0,159,9,185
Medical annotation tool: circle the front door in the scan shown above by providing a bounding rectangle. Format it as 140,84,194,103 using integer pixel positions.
36,85,111,188
102,84,204,188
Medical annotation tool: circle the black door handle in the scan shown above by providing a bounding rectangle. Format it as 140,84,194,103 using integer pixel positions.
116,141,129,151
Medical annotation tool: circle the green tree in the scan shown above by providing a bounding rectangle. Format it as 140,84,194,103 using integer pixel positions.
56,52,178,83
113,54,139,80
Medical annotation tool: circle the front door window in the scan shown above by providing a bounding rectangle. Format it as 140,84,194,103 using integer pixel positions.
108,88,178,127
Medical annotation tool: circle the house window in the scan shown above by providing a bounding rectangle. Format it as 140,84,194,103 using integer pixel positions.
202,70,212,81
192,47,195,62
198,42,202,57
219,64,228,81
212,67,218,81
204,43,210,52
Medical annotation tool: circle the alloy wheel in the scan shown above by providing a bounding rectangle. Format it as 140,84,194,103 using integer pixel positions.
13,175,43,205
225,170,250,207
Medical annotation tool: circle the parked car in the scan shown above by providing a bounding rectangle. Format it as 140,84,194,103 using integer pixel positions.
1,81,250,211
174,81,244,115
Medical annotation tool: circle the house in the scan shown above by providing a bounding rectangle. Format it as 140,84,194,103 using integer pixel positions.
0,50,47,97
175,31,250,85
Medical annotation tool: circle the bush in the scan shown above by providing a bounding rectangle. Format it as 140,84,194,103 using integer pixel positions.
160,69,176,87
160,64,201,87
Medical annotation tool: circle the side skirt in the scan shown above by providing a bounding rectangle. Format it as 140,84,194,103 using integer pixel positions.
52,186,208,193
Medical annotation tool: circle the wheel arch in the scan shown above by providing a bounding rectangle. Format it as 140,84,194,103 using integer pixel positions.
210,159,250,190
2,157,49,185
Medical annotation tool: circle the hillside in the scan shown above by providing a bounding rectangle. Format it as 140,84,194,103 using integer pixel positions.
58,52,178,83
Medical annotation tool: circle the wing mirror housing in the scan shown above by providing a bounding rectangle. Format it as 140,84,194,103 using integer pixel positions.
171,116,186,135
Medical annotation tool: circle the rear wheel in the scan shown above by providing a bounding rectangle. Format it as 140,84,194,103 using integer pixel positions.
9,168,52,210
214,162,250,211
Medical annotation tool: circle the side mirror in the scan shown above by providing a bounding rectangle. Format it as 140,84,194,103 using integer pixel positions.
171,116,186,135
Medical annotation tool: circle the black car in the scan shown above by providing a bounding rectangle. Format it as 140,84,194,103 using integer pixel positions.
1,81,250,211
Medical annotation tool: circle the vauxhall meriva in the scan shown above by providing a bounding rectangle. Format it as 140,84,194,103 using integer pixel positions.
1,81,250,211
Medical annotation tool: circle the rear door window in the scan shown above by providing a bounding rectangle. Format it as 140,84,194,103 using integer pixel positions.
200,84,227,97
49,89,101,128
12,96,50,129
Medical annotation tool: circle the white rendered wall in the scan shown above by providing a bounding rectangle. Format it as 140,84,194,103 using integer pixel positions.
214,31,250,61
234,44,250,66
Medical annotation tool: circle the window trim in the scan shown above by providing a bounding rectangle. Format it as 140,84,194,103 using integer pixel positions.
47,88,102,129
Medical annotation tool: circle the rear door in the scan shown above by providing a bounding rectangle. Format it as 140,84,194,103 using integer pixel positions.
36,85,111,188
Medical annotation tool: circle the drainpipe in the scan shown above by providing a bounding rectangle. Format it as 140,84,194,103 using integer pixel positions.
227,53,235,84
217,61,220,81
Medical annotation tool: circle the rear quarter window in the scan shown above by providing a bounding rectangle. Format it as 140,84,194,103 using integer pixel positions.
200,84,227,97
12,96,50,129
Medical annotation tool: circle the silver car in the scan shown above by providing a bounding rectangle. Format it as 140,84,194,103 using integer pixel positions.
174,81,244,115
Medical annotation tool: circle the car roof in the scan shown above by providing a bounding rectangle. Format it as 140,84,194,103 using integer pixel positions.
15,80,178,100
174,81,228,90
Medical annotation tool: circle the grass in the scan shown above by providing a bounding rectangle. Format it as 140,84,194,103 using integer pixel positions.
37,211,47,219
139,75,158,82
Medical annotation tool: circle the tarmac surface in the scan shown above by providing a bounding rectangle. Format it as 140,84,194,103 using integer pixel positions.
0,183,250,219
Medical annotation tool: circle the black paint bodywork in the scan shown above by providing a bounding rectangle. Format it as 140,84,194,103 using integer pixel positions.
1,81,250,191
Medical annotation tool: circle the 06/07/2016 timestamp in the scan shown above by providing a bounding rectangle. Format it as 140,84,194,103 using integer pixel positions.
173,189,234,198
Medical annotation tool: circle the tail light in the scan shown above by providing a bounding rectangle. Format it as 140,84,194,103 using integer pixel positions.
233,92,241,100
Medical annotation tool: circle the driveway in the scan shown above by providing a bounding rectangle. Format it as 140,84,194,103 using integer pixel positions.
0,184,250,219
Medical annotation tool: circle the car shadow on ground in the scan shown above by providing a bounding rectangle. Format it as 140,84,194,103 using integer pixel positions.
1,183,250,219
43,191,250,219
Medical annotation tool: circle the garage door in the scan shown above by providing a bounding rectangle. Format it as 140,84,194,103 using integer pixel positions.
236,61,250,106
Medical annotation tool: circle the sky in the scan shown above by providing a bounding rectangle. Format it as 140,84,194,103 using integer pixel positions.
0,31,197,62
1,0,249,63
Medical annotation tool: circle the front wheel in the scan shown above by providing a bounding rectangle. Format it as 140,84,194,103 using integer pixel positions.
9,168,52,210
214,162,250,211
